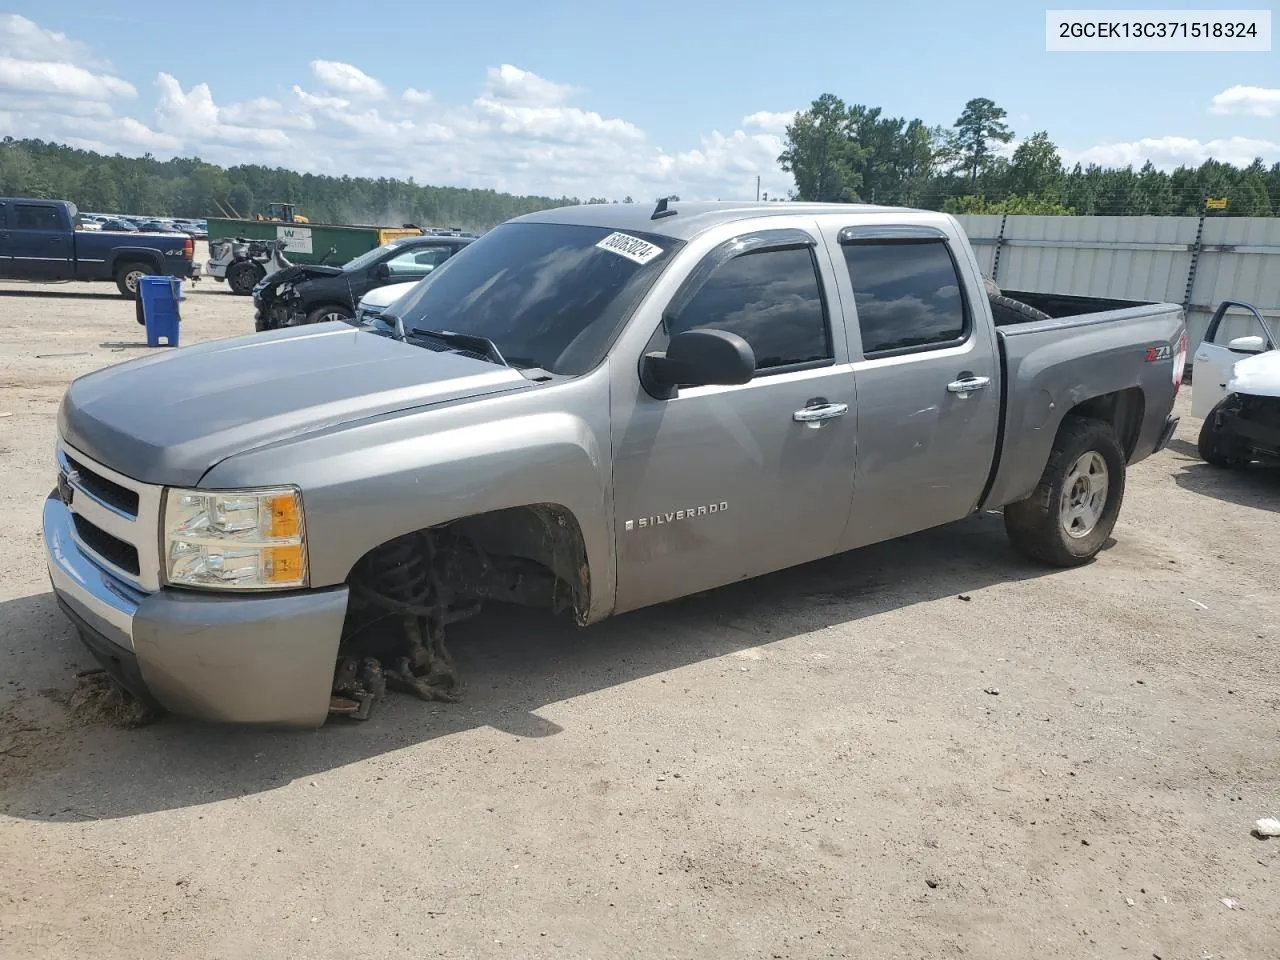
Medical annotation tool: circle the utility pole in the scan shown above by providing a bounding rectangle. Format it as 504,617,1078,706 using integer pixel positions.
756,175,761,201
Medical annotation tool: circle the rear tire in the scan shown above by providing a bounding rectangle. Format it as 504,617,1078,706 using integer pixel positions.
114,261,150,299
1004,416,1126,567
227,261,264,296
1197,399,1246,467
989,293,1052,327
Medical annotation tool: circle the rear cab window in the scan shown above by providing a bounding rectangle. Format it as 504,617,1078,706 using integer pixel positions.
838,229,970,359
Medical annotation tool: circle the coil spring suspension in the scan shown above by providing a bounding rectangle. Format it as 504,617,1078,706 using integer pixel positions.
330,532,463,720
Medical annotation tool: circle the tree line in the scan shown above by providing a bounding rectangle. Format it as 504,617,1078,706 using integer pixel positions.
0,137,574,230
778,94,1280,216
4,103,1279,224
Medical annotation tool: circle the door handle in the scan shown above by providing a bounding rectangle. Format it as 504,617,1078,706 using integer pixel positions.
947,376,990,394
793,402,848,423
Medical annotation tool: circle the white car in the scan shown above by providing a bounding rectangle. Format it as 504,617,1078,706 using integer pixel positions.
353,280,421,326
1192,299,1280,467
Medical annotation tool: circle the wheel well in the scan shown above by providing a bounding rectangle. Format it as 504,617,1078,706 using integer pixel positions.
114,255,161,275
344,503,591,626
330,503,591,713
1065,387,1145,460
306,300,354,317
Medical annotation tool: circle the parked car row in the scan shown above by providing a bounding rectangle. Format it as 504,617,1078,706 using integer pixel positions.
79,212,208,238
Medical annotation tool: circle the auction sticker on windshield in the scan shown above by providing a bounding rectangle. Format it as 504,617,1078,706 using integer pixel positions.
596,232,664,265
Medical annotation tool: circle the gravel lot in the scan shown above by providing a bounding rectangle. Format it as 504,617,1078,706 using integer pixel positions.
1,265,1278,960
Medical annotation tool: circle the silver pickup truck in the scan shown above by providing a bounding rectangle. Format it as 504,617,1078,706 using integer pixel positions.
43,201,1187,727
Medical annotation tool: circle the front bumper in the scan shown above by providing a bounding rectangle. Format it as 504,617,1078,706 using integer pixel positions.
43,492,349,728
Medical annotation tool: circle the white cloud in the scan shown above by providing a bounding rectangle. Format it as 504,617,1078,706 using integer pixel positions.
742,110,797,132
310,59,385,99
1210,84,1280,118
482,64,573,105
155,73,290,147
0,14,104,67
402,87,431,105
292,85,350,110
1063,135,1280,170
0,57,134,99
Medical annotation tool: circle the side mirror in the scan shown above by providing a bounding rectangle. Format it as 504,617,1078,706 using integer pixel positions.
1227,335,1267,354
641,327,755,399
374,262,391,280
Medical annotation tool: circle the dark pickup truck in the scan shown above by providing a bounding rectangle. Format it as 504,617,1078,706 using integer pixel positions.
0,197,196,298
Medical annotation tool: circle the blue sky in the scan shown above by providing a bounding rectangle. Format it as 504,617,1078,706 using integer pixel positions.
1,1,1276,199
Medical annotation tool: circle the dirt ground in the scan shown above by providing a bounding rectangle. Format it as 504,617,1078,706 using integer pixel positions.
0,262,1278,960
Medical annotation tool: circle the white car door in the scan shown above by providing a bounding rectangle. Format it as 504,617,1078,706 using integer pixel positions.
1192,300,1277,418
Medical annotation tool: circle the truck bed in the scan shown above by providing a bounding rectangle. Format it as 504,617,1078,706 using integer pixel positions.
979,292,1186,511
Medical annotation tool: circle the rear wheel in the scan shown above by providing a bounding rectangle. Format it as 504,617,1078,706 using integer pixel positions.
1197,398,1246,467
1004,416,1126,567
306,304,355,325
227,260,264,296
114,261,150,298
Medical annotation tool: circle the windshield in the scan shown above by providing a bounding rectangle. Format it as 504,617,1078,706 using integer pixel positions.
386,222,683,375
344,240,409,273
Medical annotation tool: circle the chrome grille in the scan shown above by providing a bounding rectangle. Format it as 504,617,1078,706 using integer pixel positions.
56,440,163,592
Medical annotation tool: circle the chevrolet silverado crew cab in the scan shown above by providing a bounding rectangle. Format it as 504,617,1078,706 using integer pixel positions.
0,197,196,297
43,201,1186,727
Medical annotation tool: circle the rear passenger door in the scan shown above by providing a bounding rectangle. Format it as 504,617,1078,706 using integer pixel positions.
829,224,1001,550
10,203,72,280
610,228,857,613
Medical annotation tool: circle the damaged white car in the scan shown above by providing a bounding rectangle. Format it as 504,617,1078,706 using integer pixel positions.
1193,299,1280,468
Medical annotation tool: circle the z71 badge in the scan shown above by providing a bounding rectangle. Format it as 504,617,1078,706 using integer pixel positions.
624,501,728,531
1145,343,1172,362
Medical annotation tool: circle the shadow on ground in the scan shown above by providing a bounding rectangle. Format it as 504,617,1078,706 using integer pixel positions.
0,289,123,302
1,513,1063,820
1174,460,1280,513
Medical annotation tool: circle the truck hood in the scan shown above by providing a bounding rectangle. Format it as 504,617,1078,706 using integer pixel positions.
1227,349,1280,398
58,322,533,486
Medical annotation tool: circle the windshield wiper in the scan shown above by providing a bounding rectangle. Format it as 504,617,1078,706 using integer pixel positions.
408,328,509,367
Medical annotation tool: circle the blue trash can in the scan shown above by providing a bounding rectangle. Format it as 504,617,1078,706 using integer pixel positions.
139,276,181,347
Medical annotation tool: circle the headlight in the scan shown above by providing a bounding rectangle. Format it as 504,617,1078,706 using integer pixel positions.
162,486,308,590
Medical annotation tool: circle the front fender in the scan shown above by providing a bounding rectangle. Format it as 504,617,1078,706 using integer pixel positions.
198,376,616,623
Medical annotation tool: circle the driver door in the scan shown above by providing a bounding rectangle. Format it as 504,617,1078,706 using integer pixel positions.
610,229,857,614
1192,301,1277,418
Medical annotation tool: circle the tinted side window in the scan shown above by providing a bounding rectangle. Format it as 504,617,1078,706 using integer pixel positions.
670,247,830,371
842,240,967,356
15,205,62,231
386,246,450,277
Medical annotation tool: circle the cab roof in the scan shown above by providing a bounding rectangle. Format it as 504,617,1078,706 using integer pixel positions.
511,199,937,241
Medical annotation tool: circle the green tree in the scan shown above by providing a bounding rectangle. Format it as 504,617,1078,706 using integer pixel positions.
943,194,1075,215
77,164,121,211
950,97,1014,187
1134,161,1174,214
1005,131,1063,199
778,94,862,202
